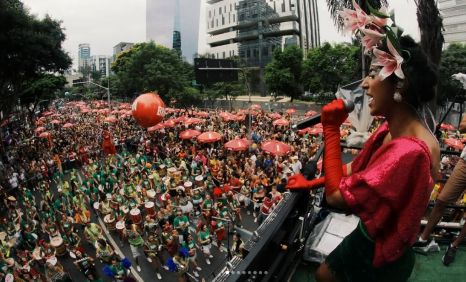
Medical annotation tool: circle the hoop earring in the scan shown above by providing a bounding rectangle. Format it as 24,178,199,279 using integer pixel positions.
393,92,403,103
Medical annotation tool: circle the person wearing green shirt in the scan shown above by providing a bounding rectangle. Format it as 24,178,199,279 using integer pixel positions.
173,209,189,243
127,224,144,272
197,224,213,265
182,234,202,278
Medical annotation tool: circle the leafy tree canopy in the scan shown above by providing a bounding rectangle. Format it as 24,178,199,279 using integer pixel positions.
437,43,466,106
265,45,303,101
111,42,193,101
0,0,71,114
302,42,360,94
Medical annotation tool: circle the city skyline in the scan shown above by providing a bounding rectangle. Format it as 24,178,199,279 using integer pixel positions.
21,0,419,69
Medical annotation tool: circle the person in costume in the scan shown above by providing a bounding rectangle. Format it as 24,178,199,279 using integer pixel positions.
83,222,103,248
182,233,202,278
95,238,115,264
287,3,440,281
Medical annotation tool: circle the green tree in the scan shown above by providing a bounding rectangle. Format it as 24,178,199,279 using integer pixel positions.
111,42,193,100
0,0,72,114
302,42,360,94
437,44,466,106
20,74,67,114
265,45,303,102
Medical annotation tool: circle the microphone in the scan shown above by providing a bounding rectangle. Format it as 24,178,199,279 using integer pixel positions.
291,99,355,130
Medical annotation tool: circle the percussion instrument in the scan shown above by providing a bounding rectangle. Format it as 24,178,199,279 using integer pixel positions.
50,237,66,256
167,167,177,178
116,221,126,237
147,189,156,199
158,165,167,177
93,202,100,211
32,247,43,260
144,201,156,216
174,170,182,183
46,256,57,266
180,201,194,214
104,214,116,231
129,208,142,224
5,274,13,282
195,175,204,187
111,200,120,210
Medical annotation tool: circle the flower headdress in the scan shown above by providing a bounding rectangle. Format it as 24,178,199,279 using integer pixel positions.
339,0,408,81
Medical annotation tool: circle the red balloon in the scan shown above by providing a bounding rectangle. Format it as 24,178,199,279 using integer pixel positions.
132,92,166,128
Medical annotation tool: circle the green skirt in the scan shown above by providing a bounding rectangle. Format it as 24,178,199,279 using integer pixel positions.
326,221,414,282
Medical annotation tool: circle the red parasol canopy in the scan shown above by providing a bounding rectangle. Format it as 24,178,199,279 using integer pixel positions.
297,127,323,135
440,123,456,131
50,119,61,124
272,119,290,126
444,138,464,150
179,129,202,140
197,131,222,143
261,140,291,156
224,138,250,151
194,111,209,118
305,110,318,117
163,119,176,128
147,123,165,132
268,113,282,120
104,116,117,123
63,123,74,128
250,104,261,110
41,111,54,117
39,132,51,138
35,127,46,133
185,118,203,125
286,108,296,115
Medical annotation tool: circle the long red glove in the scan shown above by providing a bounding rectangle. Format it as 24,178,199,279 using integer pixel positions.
286,164,349,190
321,99,348,196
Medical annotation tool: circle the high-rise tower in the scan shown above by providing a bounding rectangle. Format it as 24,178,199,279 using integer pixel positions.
172,0,182,55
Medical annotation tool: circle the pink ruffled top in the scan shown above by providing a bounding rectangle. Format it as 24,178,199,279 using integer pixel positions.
340,122,434,267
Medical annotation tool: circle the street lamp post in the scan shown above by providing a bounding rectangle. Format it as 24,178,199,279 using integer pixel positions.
73,79,111,108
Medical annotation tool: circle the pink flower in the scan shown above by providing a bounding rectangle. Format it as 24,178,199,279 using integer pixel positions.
371,39,404,80
338,0,372,33
371,7,389,27
361,28,385,51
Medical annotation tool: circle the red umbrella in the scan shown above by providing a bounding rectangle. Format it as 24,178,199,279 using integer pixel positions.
104,116,117,123
250,104,261,110
63,123,74,128
286,108,296,115
224,138,250,151
41,111,54,117
305,110,318,117
39,132,51,138
35,127,46,133
179,129,201,140
445,138,464,150
268,113,282,120
185,118,203,125
273,119,290,126
147,123,165,132
175,116,188,124
261,140,291,156
197,131,222,143
163,119,176,128
195,111,209,118
50,119,61,124
297,127,323,135
440,123,456,131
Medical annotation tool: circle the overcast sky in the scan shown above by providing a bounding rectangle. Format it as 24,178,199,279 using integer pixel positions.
21,0,419,69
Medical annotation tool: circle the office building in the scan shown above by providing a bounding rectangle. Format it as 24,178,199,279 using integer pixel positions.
90,55,111,77
200,0,320,93
78,43,91,71
113,42,135,58
439,0,466,44
146,0,201,61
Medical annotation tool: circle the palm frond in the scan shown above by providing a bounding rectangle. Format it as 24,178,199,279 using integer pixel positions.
326,0,388,31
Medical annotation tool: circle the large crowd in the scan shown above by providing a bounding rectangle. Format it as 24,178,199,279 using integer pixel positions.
0,99,352,282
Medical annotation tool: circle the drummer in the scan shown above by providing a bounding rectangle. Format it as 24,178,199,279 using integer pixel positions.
127,224,144,272
83,222,103,248
95,238,114,264
143,233,164,280
191,189,203,216
201,194,214,222
100,194,113,217
197,224,213,265
144,215,158,236
173,208,189,244
182,233,202,278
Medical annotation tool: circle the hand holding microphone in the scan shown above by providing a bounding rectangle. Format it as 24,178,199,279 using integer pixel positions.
292,99,354,130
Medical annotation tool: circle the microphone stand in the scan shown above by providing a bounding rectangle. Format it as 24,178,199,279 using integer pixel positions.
211,216,232,260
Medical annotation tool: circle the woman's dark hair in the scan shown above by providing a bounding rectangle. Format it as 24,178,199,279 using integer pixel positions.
379,35,438,108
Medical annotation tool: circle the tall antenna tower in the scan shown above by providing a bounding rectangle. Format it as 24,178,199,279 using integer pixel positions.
172,0,182,55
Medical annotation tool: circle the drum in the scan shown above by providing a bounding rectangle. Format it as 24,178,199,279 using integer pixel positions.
129,208,142,224
93,202,100,211
104,214,116,231
50,237,66,256
116,221,126,237
32,247,43,260
111,200,119,210
181,201,194,214
120,205,129,214
174,170,182,183
5,274,13,282
145,201,156,216
167,167,177,178
195,175,204,187
147,189,156,199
